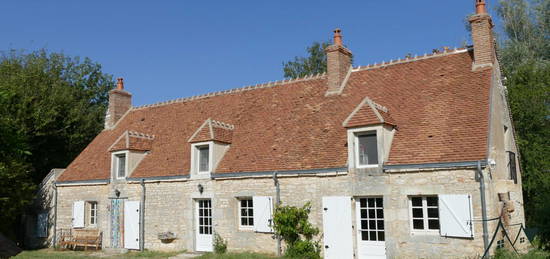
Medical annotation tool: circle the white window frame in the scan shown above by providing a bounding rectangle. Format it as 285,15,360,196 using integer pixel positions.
88,201,98,227
238,198,254,230
409,196,440,235
191,142,213,175
347,126,383,169
111,150,129,180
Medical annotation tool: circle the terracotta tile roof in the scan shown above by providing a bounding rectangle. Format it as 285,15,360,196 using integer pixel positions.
343,97,396,128
57,50,491,181
188,119,234,144
109,131,155,152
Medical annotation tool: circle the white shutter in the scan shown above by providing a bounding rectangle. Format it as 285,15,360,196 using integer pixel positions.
124,201,141,250
72,201,85,228
322,197,353,259
439,194,474,238
253,196,273,233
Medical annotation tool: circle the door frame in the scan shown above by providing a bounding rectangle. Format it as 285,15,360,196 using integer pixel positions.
194,198,213,252
355,196,386,259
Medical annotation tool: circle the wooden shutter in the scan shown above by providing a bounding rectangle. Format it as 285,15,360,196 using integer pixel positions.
253,196,273,233
438,194,473,238
322,197,353,259
72,201,85,228
36,212,48,237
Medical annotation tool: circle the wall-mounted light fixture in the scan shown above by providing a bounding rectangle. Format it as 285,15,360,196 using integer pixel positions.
115,189,121,198
197,184,204,194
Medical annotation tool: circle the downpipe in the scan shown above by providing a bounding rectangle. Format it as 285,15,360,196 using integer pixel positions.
477,160,489,251
53,183,58,248
140,179,146,251
273,172,281,256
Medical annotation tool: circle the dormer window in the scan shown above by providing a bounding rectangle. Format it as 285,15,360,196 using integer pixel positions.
197,145,210,173
115,153,127,179
356,132,378,167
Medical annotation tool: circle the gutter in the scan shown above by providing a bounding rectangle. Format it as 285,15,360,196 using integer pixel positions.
127,175,190,183
383,160,488,172
211,167,348,179
55,179,110,186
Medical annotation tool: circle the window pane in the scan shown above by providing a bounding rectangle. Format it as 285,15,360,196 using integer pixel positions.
377,209,384,218
360,198,367,208
378,231,385,241
367,198,375,207
413,219,424,230
369,231,377,241
199,146,209,172
376,198,383,207
427,197,438,206
358,133,378,165
369,220,376,230
428,219,440,230
377,220,384,230
361,220,368,230
411,197,422,206
248,208,253,217
117,155,126,177
249,218,254,226
361,209,368,218
361,231,368,241
427,208,438,218
412,208,423,218
241,218,247,226
241,209,247,217
368,209,376,218
241,200,247,207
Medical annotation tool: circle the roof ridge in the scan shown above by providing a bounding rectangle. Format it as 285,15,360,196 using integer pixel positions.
352,47,469,72
133,72,327,110
127,130,155,140
210,119,235,130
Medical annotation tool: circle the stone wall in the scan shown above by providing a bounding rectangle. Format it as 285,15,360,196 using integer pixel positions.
56,165,511,258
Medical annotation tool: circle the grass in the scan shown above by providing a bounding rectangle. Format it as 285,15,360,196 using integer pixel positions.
13,249,183,259
195,252,280,259
494,248,550,259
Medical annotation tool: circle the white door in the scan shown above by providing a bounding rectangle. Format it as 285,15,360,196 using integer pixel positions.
356,197,386,259
322,197,353,259
195,199,213,252
72,201,85,228
124,201,140,250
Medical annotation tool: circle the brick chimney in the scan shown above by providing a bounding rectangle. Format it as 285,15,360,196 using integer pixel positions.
469,0,495,69
105,78,132,129
325,28,352,95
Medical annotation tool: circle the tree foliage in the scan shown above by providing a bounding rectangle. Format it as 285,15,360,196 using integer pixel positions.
0,49,114,239
496,0,550,246
283,42,330,79
272,202,321,259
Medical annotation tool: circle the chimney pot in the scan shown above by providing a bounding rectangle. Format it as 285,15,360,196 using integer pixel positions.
333,28,343,46
475,0,487,14
117,78,124,90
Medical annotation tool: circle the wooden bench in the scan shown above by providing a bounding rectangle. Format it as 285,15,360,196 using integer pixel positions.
70,229,102,251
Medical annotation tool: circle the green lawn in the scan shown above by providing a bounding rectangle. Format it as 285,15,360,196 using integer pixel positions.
13,249,182,259
195,252,280,259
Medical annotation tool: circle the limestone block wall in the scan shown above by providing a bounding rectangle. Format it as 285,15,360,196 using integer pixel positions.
56,166,517,258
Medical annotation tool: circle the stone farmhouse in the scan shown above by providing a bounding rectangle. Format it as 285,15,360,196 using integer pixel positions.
47,1,528,258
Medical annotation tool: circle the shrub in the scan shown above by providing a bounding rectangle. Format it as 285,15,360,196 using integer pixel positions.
213,232,227,254
272,201,321,259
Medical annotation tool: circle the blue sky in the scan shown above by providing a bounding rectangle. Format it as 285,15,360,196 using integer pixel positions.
1,1,500,106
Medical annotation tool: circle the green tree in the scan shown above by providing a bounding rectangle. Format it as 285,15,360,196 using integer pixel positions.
496,0,550,246
272,202,321,259
283,42,330,79
0,49,114,239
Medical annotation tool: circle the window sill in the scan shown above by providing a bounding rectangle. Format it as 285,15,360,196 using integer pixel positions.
238,226,254,232
356,164,379,169
410,230,440,236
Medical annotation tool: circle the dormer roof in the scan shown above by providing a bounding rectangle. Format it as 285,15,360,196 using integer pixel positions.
188,119,235,144
109,131,155,152
343,97,396,128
